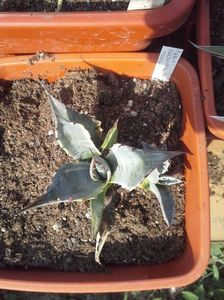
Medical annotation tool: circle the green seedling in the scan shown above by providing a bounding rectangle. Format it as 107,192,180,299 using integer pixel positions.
22,82,183,264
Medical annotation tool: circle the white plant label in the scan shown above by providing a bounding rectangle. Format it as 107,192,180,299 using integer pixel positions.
127,0,165,10
152,46,183,82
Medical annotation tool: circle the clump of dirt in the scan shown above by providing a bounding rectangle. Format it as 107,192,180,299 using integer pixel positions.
0,68,185,272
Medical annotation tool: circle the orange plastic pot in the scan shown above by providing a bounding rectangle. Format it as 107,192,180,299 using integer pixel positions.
0,53,209,293
0,0,195,54
197,0,224,139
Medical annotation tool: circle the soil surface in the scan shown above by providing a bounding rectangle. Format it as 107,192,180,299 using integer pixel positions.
0,68,185,272
0,0,129,12
0,0,170,12
210,0,224,116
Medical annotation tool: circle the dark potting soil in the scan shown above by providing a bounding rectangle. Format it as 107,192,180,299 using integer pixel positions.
0,68,185,272
0,0,170,12
0,0,129,12
210,0,224,116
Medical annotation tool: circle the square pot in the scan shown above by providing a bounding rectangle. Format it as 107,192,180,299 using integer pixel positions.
197,0,224,139
0,0,195,54
0,53,209,292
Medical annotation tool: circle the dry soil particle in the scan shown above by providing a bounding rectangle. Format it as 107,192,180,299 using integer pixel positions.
0,69,185,272
210,0,224,116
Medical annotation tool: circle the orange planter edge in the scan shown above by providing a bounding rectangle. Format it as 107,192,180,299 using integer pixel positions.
0,53,209,292
0,0,195,54
197,0,224,139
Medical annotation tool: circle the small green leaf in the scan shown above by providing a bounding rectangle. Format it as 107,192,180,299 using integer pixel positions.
194,284,205,298
90,189,106,237
57,120,101,160
139,178,150,191
149,183,175,226
21,162,106,211
211,242,223,257
95,229,110,264
101,121,118,151
181,291,199,300
106,143,182,191
213,263,220,280
191,42,224,58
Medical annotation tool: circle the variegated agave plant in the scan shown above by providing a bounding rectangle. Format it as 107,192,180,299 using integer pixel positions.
22,82,183,264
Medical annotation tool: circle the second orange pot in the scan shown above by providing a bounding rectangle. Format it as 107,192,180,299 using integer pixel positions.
0,0,195,54
197,0,224,139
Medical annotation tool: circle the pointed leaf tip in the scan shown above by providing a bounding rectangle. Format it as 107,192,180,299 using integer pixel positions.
22,162,106,211
101,120,118,151
149,183,175,226
39,81,103,148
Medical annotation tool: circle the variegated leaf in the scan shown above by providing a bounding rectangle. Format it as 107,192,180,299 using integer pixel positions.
106,144,182,191
210,115,224,122
21,162,105,212
191,42,224,59
149,183,175,226
159,176,182,186
90,156,111,183
90,189,106,237
39,81,102,144
56,120,100,160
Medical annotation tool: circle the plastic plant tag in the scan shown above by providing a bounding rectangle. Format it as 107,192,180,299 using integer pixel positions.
152,46,183,81
127,0,165,10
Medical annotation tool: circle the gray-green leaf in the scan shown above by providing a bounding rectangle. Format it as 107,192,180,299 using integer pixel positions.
181,291,199,300
21,162,105,211
149,183,175,226
191,42,224,59
211,115,224,122
106,144,182,191
194,284,205,298
90,156,111,183
213,263,220,280
90,189,106,237
56,120,100,160
101,121,118,151
40,81,102,144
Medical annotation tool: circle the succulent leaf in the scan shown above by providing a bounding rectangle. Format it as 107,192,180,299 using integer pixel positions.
191,42,224,59
95,230,110,264
106,144,182,191
159,176,182,186
90,156,111,183
90,189,107,237
210,115,224,122
149,183,175,226
57,120,100,160
21,162,106,211
101,121,118,151
39,81,102,144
